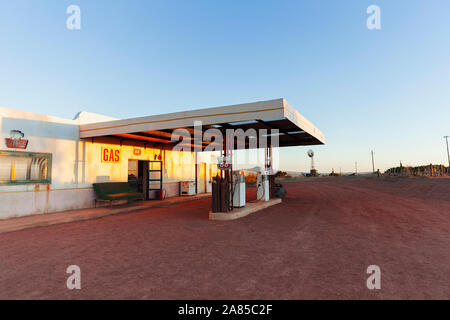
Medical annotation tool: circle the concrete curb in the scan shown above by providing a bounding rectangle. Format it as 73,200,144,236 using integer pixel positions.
209,198,282,221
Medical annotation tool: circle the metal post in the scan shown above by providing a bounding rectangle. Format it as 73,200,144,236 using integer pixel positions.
444,136,450,173
371,150,375,174
222,128,232,212
229,136,233,211
269,142,273,171
268,140,273,199
195,151,198,194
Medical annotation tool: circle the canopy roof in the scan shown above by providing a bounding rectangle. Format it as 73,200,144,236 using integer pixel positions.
79,98,325,150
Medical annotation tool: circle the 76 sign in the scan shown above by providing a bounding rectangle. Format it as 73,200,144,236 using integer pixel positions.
217,156,231,170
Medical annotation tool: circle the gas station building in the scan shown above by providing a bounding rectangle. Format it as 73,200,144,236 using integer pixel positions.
0,98,324,220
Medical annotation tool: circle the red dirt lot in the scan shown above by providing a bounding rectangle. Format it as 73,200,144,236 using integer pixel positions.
0,176,449,299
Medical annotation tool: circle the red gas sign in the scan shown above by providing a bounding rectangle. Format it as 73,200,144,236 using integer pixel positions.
102,147,121,163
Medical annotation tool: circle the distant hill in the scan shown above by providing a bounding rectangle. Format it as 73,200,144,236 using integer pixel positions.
236,167,306,176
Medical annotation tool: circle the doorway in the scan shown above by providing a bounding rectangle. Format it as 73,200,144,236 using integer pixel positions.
128,160,163,200
128,159,148,196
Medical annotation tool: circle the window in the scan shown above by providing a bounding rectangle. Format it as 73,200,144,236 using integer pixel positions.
0,151,52,185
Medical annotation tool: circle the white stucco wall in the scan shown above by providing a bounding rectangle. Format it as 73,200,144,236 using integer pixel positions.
0,107,213,219
0,107,93,219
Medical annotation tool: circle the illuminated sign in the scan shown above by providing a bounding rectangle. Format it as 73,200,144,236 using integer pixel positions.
5,130,28,149
102,147,121,163
133,148,141,156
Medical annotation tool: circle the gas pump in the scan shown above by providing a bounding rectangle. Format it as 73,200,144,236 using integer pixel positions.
255,141,274,202
256,172,270,202
232,171,246,207
211,154,233,213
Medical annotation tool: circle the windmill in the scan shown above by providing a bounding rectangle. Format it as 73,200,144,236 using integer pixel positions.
307,149,318,176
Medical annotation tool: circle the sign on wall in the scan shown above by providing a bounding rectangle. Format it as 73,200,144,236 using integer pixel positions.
217,156,231,170
5,130,28,149
101,147,121,163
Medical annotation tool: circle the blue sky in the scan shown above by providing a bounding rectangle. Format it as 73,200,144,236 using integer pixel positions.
1,0,449,172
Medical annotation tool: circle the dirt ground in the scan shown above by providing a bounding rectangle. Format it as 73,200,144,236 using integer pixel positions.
0,176,449,299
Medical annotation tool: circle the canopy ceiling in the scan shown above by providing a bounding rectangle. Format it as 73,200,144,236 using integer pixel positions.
79,98,325,150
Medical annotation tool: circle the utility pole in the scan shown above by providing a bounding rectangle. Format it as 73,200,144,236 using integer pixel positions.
355,162,358,175
444,136,450,175
371,150,375,174
444,136,450,167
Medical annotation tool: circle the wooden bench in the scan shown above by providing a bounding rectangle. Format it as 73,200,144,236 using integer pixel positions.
93,182,144,207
